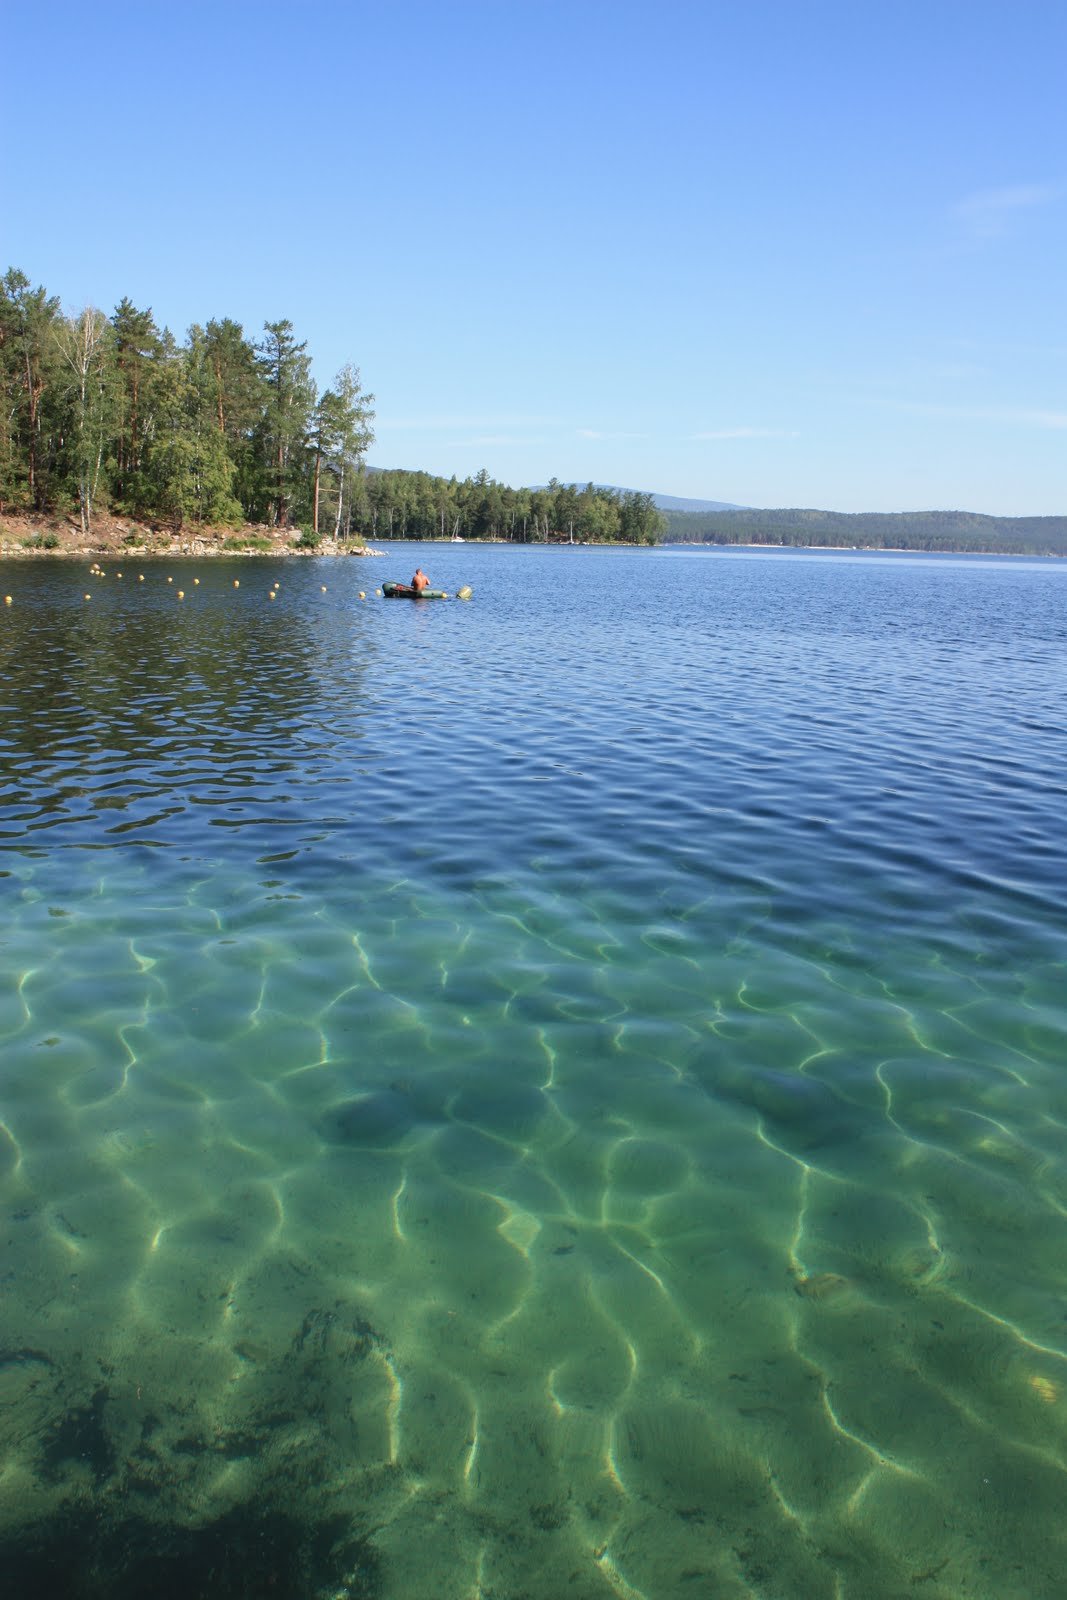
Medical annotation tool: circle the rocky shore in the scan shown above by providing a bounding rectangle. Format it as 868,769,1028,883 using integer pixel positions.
0,513,382,559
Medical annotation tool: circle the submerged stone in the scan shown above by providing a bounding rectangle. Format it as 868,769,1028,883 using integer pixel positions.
319,1085,444,1149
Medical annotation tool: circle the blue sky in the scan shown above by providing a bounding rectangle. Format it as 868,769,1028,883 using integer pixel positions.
3,0,1064,514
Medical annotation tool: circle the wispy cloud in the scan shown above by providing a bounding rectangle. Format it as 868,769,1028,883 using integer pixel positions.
690,427,800,441
895,401,1067,430
953,183,1062,238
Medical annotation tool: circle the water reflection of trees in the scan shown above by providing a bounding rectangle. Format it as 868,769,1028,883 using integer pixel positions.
0,563,375,847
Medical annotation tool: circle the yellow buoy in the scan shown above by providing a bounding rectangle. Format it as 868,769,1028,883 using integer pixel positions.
359,591,365,599
4,596,11,605
321,586,327,592
269,591,276,600
375,588,382,596
116,571,122,578
84,593,91,600
233,579,240,587
167,576,173,583
138,574,145,581
193,577,199,585
178,590,185,599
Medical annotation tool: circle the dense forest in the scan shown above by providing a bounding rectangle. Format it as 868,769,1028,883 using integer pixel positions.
661,506,1067,556
0,267,662,547
358,470,663,544
0,267,374,542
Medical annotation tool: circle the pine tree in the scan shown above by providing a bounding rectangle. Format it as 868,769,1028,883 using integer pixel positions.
255,320,315,527
143,335,243,529
111,298,162,508
193,318,265,516
0,269,62,511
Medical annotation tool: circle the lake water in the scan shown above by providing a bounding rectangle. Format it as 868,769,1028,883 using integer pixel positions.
1,542,1065,1598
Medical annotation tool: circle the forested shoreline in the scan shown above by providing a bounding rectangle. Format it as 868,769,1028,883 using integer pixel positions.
661,505,1067,556
354,470,663,544
5,265,1058,558
0,266,662,551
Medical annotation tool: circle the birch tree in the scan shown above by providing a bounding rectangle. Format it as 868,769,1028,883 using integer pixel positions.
329,363,375,539
54,307,116,536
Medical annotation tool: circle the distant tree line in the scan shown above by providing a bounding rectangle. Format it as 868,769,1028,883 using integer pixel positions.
357,469,664,544
661,506,1067,557
0,266,374,541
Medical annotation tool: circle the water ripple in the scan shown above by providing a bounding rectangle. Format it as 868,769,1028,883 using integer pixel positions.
1,548,1066,1596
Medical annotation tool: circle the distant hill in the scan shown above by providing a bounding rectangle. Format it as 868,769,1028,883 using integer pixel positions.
606,488,746,513
531,484,745,512
375,469,743,512
659,506,1067,556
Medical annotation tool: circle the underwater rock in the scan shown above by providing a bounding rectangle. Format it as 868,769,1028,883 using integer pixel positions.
319,1085,442,1149
793,1272,851,1301
712,1065,861,1153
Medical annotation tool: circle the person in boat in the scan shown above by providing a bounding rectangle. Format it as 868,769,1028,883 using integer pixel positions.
411,568,430,592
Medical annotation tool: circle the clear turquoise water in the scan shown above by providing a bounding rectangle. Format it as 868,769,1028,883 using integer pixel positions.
1,544,1065,1597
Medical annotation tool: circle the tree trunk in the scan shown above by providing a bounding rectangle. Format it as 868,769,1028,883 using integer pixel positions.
23,352,42,507
334,460,345,539
214,355,225,433
276,440,286,526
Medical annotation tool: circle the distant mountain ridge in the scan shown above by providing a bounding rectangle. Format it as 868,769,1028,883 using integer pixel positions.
531,483,745,512
657,493,748,512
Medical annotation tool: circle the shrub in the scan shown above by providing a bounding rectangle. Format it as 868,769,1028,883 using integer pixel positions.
222,535,272,553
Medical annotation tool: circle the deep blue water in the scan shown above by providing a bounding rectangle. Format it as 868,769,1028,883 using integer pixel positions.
0,543,1065,1598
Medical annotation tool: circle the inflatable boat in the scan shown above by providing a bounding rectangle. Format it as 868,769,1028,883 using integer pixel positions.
382,582,471,600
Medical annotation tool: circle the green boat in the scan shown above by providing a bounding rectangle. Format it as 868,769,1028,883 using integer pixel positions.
381,582,470,600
